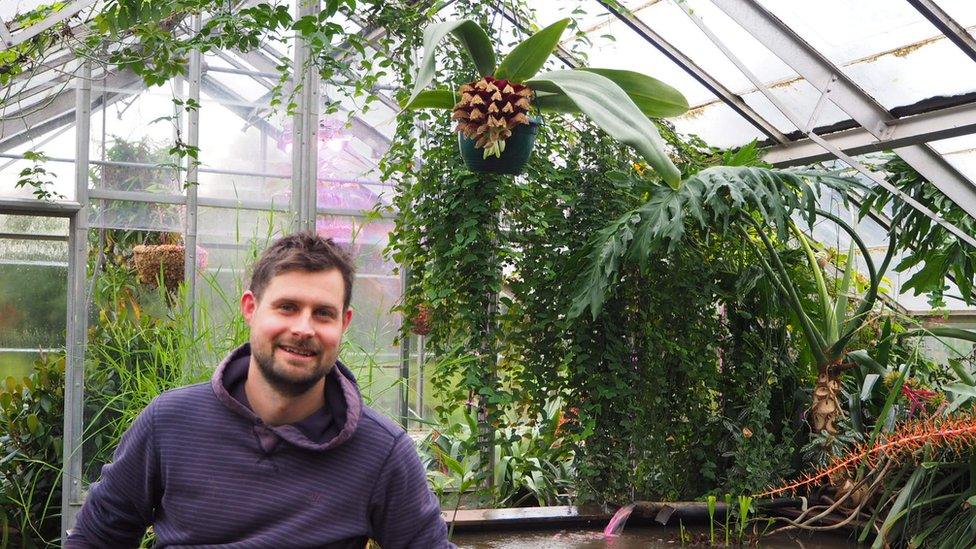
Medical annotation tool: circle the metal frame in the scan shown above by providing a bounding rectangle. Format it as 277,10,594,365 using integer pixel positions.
764,100,976,166
710,0,976,222
2,0,97,49
906,0,976,65
61,58,91,544
596,0,790,144
679,0,976,250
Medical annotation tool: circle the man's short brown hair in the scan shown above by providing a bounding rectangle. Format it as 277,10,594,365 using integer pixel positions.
249,232,355,310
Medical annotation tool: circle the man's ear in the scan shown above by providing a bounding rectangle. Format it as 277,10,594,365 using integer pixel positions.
241,290,257,324
342,307,353,331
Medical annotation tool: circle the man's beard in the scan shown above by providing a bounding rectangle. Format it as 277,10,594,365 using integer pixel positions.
252,340,331,397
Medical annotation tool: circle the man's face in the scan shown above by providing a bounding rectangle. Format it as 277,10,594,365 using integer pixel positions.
240,269,353,397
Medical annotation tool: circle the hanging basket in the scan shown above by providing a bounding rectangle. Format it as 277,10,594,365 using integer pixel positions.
132,244,184,291
410,305,432,336
458,118,541,175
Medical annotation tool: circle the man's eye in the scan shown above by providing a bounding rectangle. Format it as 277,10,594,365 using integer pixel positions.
279,304,296,312
316,309,334,318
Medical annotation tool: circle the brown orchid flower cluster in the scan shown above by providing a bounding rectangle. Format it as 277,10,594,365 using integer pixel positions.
451,76,532,158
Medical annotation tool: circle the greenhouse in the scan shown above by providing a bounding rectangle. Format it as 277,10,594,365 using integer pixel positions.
1,0,976,547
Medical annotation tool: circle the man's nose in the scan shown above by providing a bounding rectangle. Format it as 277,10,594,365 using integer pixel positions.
291,310,315,337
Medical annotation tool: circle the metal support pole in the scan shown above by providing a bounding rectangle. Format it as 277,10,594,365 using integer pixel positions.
399,267,411,428
62,60,92,542
291,0,320,233
184,14,202,330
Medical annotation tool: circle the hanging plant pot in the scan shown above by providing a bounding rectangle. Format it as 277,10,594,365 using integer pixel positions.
132,244,184,291
458,118,541,175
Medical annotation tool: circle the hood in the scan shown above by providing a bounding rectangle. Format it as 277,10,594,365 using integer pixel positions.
210,343,363,453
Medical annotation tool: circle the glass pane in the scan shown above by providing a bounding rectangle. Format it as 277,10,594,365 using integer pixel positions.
90,199,185,232
561,10,716,107
197,167,291,204
0,106,77,157
672,101,767,149
935,1,976,39
930,134,976,183
316,214,399,353
636,0,797,88
741,80,849,134
0,218,68,378
90,80,186,194
755,0,976,109
0,155,75,201
197,206,293,244
198,88,291,174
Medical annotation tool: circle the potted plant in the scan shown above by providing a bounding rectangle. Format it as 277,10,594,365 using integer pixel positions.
403,18,689,185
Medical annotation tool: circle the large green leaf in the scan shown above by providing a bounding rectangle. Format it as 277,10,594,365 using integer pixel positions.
832,241,857,339
404,19,496,109
404,89,456,110
528,69,681,187
536,68,688,118
568,166,861,319
495,18,570,83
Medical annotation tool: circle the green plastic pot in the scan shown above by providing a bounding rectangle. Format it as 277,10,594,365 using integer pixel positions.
458,118,541,175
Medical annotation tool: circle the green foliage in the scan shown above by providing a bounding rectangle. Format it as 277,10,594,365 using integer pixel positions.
0,353,64,547
570,164,861,320
536,68,689,118
494,18,569,82
861,154,976,307
15,152,64,202
419,399,575,508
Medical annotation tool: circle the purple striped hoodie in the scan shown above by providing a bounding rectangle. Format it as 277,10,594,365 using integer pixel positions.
67,344,453,548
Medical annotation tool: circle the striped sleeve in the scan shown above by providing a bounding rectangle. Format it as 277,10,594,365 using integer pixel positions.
368,433,454,549
66,400,160,548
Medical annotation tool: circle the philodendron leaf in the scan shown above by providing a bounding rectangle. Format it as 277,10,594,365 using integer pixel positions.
536,68,688,118
495,18,570,82
528,69,681,188
404,19,495,109
404,89,456,110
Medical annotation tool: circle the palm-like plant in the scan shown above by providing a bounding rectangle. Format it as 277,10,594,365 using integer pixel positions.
570,164,896,434
403,18,689,187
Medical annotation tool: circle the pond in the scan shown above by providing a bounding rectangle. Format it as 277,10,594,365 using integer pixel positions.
452,527,858,548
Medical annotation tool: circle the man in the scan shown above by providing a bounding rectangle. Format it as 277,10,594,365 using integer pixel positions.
68,232,453,548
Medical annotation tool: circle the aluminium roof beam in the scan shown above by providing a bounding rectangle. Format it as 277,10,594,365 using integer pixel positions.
711,0,976,222
764,100,976,166
906,0,976,65
596,0,790,145
2,0,97,49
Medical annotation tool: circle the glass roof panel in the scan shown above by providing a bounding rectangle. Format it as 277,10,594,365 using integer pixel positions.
630,0,797,86
929,134,976,183
755,0,976,110
933,0,976,38
557,13,715,107
671,101,766,149
738,79,848,136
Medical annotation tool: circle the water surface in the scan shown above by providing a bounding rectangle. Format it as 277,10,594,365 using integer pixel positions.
453,527,858,548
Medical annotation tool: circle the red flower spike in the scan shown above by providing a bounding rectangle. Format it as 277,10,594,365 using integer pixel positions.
756,415,976,498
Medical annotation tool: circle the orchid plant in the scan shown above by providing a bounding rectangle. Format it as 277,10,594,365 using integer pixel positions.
402,18,689,188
